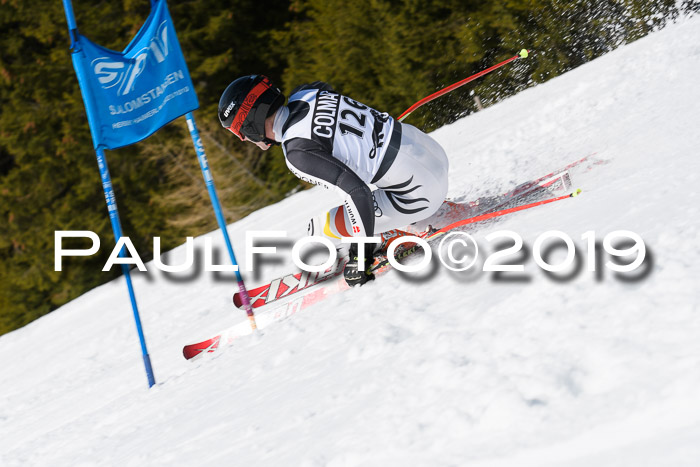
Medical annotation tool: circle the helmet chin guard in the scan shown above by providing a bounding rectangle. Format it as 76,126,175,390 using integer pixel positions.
218,75,285,143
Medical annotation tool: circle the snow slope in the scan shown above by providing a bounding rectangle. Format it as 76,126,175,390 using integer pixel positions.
2,15,700,467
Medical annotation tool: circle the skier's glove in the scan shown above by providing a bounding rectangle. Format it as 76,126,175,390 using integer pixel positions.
343,244,375,287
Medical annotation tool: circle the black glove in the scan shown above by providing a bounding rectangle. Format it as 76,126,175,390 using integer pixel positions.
343,244,375,287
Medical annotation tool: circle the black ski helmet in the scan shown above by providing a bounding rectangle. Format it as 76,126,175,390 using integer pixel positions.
218,75,284,143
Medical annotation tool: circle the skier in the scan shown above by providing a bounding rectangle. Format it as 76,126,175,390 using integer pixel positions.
218,75,449,286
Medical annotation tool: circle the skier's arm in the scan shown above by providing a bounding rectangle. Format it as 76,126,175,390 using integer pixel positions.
284,138,375,238
290,81,334,95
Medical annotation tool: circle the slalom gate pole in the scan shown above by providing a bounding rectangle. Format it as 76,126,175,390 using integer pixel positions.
95,148,156,388
398,49,530,122
430,189,582,238
185,113,258,331
63,0,156,388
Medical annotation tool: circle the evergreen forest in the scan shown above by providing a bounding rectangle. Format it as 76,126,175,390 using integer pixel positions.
0,0,696,334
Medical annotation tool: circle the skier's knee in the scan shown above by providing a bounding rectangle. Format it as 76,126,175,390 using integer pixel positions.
307,206,349,245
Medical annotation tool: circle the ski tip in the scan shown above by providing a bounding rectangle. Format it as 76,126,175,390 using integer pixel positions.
570,188,582,198
519,49,529,58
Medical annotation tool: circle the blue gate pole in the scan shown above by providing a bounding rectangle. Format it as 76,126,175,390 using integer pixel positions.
96,148,156,388
185,112,257,331
62,0,78,46
62,0,155,388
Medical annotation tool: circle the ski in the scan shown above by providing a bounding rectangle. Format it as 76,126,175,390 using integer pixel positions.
232,257,345,309
184,186,582,360
232,236,423,310
185,155,601,360
232,154,593,311
264,188,584,321
183,241,423,360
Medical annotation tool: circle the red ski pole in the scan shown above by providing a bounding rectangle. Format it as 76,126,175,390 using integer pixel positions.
397,49,530,122
429,188,582,239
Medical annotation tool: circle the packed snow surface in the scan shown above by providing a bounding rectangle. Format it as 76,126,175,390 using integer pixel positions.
2,16,700,467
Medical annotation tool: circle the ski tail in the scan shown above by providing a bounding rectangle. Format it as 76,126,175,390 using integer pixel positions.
183,336,221,360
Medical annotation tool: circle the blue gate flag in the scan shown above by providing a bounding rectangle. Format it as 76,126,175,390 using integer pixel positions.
69,0,198,150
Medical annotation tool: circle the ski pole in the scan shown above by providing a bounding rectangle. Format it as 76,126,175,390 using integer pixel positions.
397,49,530,122
429,189,581,239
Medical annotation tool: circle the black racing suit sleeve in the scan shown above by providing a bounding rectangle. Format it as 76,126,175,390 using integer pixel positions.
284,137,375,238
290,81,334,95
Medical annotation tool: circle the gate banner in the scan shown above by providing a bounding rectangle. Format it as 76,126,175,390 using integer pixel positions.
70,0,198,149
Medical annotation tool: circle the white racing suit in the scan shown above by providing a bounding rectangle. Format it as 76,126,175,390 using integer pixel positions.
273,82,449,243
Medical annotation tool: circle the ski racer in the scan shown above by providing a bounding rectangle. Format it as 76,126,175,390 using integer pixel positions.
218,75,449,287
